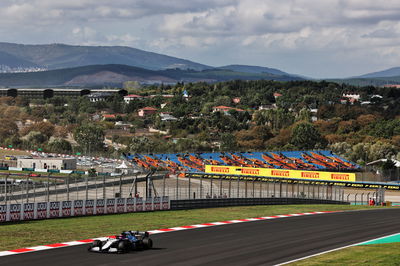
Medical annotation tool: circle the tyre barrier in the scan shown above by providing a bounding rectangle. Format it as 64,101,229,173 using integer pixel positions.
170,197,349,210
0,196,170,222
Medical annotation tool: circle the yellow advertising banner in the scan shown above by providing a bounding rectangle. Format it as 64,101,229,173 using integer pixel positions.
205,165,356,182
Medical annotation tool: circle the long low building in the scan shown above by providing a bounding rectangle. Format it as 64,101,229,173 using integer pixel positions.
17,157,77,170
0,88,127,99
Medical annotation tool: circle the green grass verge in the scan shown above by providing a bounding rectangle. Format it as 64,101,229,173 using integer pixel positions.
0,204,375,251
290,243,400,265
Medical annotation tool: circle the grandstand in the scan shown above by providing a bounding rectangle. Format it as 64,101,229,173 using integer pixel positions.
125,151,359,173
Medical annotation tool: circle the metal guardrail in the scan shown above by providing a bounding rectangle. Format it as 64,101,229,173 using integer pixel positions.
170,198,348,210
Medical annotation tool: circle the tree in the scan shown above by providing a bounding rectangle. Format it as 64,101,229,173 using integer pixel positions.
47,138,72,153
129,136,156,153
220,133,238,151
296,107,311,122
21,121,55,138
73,124,105,153
235,125,273,150
290,122,325,150
0,119,18,140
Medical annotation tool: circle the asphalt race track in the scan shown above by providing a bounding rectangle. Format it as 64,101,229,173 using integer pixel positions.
2,209,400,266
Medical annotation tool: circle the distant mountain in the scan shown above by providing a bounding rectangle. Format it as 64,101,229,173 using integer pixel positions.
0,64,303,87
330,76,400,87
329,66,400,86
217,64,289,76
356,67,400,78
0,51,39,68
0,42,211,71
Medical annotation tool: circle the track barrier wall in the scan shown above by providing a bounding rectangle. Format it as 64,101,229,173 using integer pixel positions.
0,196,170,223
171,198,349,210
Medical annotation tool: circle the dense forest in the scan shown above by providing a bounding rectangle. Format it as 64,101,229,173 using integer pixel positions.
0,79,399,166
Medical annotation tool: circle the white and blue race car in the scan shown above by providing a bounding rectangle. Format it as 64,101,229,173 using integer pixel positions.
88,231,153,253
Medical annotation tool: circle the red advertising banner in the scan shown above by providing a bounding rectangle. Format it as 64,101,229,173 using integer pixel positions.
9,204,21,221
36,202,47,219
49,202,60,218
23,203,35,220
116,198,125,213
153,197,161,211
126,198,135,212
85,200,94,215
135,197,143,212
106,199,115,214
96,199,105,215
0,205,7,222
73,200,84,216
145,198,153,211
61,201,72,217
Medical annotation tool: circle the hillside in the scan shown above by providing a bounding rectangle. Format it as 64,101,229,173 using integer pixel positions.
0,64,303,87
330,76,400,87
0,51,39,68
0,42,211,71
218,64,289,75
357,67,400,78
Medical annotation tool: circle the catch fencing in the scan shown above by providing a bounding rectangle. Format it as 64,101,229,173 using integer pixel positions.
0,196,170,223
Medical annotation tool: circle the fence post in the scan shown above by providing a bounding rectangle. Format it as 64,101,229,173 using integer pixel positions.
47,173,50,202
285,182,288,198
176,173,179,200
4,174,8,205
245,180,248,198
33,181,36,203
200,174,203,199
259,180,262,198
188,174,191,200
252,179,255,198
361,193,364,205
26,175,29,203
67,174,70,201
237,177,240,198
355,193,358,205
163,174,166,198
103,174,106,199
219,177,223,198
210,176,213,198
85,175,89,200
119,174,122,198
229,178,232,198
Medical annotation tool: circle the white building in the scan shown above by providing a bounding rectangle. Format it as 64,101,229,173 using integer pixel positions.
17,158,77,170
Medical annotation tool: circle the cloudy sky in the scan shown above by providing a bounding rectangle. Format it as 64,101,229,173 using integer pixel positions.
1,0,400,78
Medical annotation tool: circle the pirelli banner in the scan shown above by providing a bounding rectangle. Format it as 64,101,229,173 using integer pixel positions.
186,172,400,190
205,165,356,182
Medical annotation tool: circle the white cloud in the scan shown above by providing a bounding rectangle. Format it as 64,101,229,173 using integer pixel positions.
1,0,400,77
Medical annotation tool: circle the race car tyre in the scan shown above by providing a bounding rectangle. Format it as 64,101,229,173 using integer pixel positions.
118,240,131,253
92,240,103,248
88,240,103,251
142,237,153,249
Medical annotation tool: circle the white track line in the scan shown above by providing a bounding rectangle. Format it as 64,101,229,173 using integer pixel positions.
0,211,337,257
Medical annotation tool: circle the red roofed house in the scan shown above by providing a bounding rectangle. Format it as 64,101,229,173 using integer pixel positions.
138,107,158,117
102,113,127,120
124,94,143,104
273,92,283,99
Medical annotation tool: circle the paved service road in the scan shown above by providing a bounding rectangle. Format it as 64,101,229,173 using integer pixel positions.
2,209,400,266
